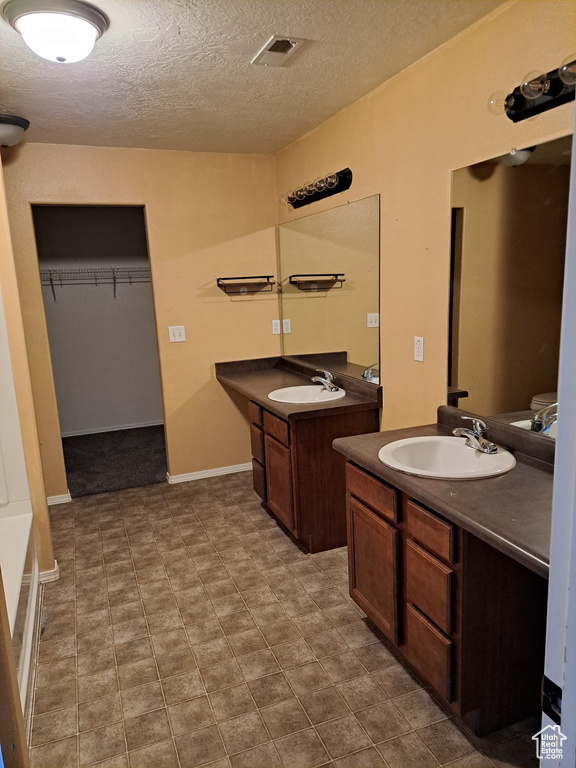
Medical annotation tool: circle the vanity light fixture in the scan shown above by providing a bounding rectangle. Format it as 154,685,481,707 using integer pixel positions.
502,56,576,122
0,113,30,146
2,0,109,63
280,168,353,209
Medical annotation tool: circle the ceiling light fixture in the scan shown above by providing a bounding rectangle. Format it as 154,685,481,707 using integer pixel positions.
499,147,535,167
0,114,30,146
2,0,109,63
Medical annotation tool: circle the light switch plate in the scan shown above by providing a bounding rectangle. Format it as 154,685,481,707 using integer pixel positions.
169,325,186,342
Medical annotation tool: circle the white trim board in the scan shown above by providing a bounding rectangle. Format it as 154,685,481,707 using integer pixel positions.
61,420,164,438
47,492,72,506
167,463,252,484
39,561,60,584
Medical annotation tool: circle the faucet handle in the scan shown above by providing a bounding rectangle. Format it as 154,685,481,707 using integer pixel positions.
316,369,334,382
461,416,487,437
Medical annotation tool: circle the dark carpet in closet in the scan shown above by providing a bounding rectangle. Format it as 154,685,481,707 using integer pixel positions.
62,425,167,497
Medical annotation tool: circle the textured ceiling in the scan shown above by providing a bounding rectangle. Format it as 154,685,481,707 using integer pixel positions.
0,0,502,154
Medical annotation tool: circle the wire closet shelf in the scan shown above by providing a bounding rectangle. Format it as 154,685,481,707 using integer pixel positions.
40,266,151,300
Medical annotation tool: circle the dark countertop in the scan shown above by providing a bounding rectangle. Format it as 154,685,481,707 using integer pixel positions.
333,419,552,578
216,357,380,421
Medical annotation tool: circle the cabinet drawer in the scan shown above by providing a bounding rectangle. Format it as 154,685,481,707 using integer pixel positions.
404,603,452,702
405,539,453,635
250,424,265,465
249,401,263,427
346,463,397,523
252,459,266,502
263,411,290,447
406,500,455,564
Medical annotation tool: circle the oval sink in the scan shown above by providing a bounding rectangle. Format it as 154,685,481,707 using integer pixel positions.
268,385,346,404
511,419,557,438
378,436,516,479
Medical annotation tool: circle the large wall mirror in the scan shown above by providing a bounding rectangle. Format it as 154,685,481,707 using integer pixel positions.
449,135,571,428
278,194,380,381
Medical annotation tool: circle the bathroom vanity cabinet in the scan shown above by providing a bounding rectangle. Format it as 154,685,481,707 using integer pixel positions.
250,401,377,552
216,356,381,554
345,459,548,737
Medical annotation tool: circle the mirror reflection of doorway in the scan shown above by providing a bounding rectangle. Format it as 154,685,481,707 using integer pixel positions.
32,205,166,497
449,138,570,417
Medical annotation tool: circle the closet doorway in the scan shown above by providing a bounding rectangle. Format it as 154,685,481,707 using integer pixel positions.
33,205,166,497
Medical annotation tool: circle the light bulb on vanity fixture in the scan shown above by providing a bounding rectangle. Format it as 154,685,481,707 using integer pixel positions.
558,56,576,86
0,114,30,146
1,0,109,63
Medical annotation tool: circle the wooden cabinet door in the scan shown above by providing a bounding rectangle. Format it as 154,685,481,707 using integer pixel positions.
265,434,295,534
347,495,399,645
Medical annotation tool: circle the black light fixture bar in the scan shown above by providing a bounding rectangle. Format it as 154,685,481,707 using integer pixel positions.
505,64,575,123
288,168,353,209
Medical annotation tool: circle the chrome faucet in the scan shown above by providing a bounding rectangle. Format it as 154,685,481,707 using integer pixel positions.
531,402,558,434
362,363,379,381
452,417,498,454
311,370,339,392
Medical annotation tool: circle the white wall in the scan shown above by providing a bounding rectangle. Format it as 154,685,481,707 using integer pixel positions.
42,275,163,436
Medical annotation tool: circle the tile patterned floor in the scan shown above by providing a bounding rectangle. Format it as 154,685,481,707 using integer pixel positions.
31,472,539,768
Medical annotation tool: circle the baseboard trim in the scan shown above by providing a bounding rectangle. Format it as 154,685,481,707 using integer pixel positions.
167,463,252,484
61,420,164,438
47,492,72,506
39,561,60,583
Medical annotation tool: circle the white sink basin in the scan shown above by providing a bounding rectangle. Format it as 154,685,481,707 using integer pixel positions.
378,436,516,479
511,419,557,438
268,385,346,404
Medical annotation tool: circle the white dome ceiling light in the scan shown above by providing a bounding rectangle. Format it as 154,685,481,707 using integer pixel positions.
0,114,30,146
2,0,108,63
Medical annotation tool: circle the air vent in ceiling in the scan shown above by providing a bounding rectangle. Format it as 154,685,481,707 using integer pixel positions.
251,35,305,67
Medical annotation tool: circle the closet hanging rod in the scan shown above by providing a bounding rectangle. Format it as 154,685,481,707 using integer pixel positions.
40,267,151,301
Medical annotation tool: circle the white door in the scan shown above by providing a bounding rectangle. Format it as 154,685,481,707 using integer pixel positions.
541,119,576,766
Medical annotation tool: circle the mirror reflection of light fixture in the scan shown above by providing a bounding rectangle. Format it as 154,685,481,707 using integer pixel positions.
499,147,535,167
0,114,30,146
2,0,109,63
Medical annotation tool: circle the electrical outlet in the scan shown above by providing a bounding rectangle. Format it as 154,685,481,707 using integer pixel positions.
169,325,186,342
367,313,379,328
272,320,281,335
414,336,424,362
283,319,291,334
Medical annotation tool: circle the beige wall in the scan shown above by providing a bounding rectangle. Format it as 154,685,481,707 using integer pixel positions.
275,0,574,429
0,165,54,573
452,161,568,415
2,145,280,495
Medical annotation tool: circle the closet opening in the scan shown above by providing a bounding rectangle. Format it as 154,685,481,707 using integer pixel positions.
32,204,166,497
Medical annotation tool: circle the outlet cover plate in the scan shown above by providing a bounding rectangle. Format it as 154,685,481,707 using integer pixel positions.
367,313,380,328
414,336,424,362
169,325,186,342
